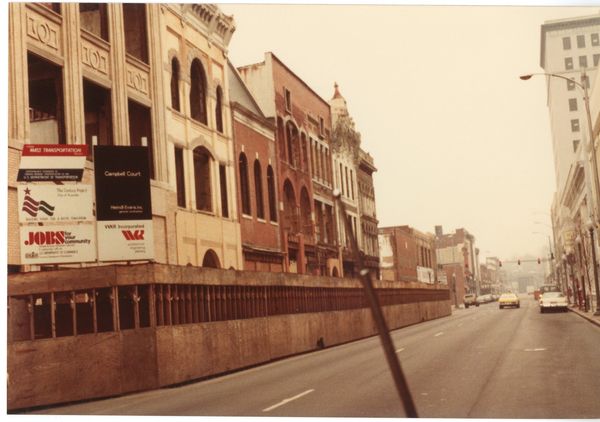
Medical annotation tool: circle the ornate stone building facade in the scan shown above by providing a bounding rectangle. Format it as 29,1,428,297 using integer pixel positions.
8,3,242,270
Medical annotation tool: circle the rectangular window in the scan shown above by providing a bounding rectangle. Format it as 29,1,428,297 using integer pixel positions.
28,53,66,144
569,98,578,112
122,3,148,63
83,79,113,155
573,140,580,152
350,169,355,200
219,164,229,218
138,285,150,328
118,286,136,330
577,34,586,48
567,79,576,91
175,147,186,207
79,3,108,40
579,55,588,68
565,57,573,70
571,119,580,132
592,33,599,46
319,117,324,136
284,88,292,112
128,99,155,179
563,36,571,50
594,54,600,67
54,292,73,337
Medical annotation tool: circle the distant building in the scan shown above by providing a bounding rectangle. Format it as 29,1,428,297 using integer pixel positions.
435,226,479,306
378,225,437,284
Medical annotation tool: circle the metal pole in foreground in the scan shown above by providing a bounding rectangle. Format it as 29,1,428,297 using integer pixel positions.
333,190,418,417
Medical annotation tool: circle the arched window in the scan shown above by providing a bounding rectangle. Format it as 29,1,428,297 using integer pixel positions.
202,249,221,268
267,165,277,222
170,58,180,112
254,160,264,219
239,153,251,215
215,86,224,133
193,147,212,211
190,59,207,124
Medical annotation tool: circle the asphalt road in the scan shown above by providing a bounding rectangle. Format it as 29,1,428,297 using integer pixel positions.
30,295,600,418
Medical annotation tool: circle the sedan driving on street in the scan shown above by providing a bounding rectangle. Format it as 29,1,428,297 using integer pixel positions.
498,293,520,309
539,291,568,313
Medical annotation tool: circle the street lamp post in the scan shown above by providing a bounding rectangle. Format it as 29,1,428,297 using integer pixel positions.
521,71,600,315
452,273,458,308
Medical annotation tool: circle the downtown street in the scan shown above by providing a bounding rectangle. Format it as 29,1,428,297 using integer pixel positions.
30,295,600,418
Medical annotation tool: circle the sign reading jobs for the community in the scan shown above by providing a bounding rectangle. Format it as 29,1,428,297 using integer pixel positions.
17,144,87,182
94,145,154,262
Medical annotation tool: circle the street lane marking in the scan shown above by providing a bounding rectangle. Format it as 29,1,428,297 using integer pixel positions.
395,348,405,353
262,389,315,412
434,332,444,337
524,348,547,352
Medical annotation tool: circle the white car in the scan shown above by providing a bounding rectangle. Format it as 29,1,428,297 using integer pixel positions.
539,291,568,313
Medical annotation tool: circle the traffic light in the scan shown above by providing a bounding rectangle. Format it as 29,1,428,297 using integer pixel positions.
499,260,502,267
537,258,541,264
518,259,521,265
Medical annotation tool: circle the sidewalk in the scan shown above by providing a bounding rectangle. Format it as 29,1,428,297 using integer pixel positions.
568,305,600,328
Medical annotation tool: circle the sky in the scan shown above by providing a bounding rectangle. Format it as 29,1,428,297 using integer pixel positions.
220,1,600,262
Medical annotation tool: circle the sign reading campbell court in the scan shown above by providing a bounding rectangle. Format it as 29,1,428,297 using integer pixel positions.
17,144,88,182
94,145,154,261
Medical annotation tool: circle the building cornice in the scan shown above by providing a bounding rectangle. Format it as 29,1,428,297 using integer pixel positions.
540,14,600,69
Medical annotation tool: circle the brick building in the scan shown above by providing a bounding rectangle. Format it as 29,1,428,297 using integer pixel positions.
378,225,437,283
435,226,480,306
229,62,284,271
238,52,340,276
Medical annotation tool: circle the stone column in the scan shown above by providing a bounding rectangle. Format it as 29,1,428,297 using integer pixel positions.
8,3,29,145
108,3,130,146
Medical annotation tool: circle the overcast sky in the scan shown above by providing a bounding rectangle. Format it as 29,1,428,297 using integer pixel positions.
220,2,600,262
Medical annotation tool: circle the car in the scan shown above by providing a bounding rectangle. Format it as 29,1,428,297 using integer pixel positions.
498,293,520,309
539,291,568,313
476,294,493,304
464,293,479,308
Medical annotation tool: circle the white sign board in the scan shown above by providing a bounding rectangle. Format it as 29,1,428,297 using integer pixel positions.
20,224,96,264
18,185,93,223
417,266,435,284
96,220,154,262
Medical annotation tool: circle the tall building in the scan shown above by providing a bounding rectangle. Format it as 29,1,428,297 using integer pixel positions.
8,3,242,270
237,52,340,276
357,149,380,278
541,13,600,305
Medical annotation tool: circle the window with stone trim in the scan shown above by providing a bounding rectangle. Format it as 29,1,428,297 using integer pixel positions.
579,55,588,68
83,78,113,154
239,153,251,215
175,147,186,208
79,3,108,40
254,160,265,219
128,99,155,179
171,58,181,112
194,147,212,212
565,57,573,70
267,165,277,222
568,98,578,112
215,86,224,133
577,34,586,48
219,164,229,218
190,59,208,124
122,3,148,63
571,119,580,132
563,36,571,50
28,52,66,145
592,33,599,46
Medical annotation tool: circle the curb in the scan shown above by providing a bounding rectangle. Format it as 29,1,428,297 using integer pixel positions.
568,307,600,327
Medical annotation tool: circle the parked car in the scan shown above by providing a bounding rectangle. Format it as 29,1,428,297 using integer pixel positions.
464,293,479,308
476,294,493,304
498,293,520,309
539,291,568,313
